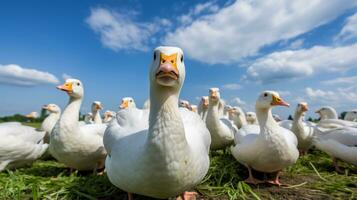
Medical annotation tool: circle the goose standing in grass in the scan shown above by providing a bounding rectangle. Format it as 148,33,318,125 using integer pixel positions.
40,104,61,143
198,96,209,121
50,79,107,171
228,106,247,129
0,125,48,171
206,88,236,150
231,91,298,185
313,126,357,172
92,101,103,124
104,46,211,200
246,112,258,125
316,106,357,128
279,102,314,155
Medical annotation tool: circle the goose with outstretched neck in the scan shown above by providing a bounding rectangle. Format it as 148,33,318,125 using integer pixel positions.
41,104,61,143
205,88,236,150
104,46,211,200
231,91,298,185
50,79,107,171
91,101,103,124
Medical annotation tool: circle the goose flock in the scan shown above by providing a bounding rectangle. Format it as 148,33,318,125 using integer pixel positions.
0,46,356,199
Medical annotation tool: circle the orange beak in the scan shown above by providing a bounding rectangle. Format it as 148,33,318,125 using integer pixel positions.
203,99,209,108
57,82,73,93
271,95,289,107
96,104,103,110
156,53,179,80
120,100,129,109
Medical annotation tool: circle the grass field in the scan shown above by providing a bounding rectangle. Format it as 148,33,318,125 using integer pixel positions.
0,123,356,199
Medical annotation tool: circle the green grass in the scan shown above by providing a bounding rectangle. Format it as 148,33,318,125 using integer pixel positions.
1,123,356,199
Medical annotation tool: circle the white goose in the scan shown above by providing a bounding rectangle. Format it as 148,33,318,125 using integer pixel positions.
40,104,61,143
179,100,192,110
198,96,209,121
0,125,48,171
119,97,137,110
205,88,236,150
279,102,314,155
104,46,211,200
228,106,247,129
92,101,103,124
103,110,116,123
230,91,298,185
50,79,107,171
316,106,357,128
246,112,258,125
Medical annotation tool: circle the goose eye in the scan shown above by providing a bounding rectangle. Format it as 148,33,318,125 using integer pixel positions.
77,83,80,86
264,93,268,97
181,55,183,62
153,53,156,60
130,100,132,102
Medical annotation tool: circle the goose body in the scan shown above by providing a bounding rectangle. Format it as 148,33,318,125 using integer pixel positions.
104,46,211,199
50,79,106,170
231,91,298,184
279,102,314,153
205,88,236,150
314,139,357,166
0,125,48,171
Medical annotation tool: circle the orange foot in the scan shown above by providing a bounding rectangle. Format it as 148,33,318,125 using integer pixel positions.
177,191,198,200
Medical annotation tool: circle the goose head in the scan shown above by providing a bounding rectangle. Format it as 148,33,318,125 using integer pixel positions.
256,91,289,110
200,96,209,109
191,105,198,113
315,106,338,120
92,101,103,112
296,102,308,115
25,112,38,119
208,88,220,105
42,104,61,114
84,112,93,122
57,79,84,99
246,112,256,122
179,100,191,110
228,106,243,119
120,97,136,109
150,46,185,90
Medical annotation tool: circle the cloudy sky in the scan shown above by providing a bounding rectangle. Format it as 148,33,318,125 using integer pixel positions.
1,0,357,118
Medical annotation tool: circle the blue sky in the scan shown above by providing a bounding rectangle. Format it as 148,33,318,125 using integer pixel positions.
1,0,357,118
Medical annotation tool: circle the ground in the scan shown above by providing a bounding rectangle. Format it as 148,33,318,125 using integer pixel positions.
0,123,356,200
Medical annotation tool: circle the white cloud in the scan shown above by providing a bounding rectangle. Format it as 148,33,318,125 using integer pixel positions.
288,39,304,49
0,64,59,86
335,12,357,41
178,1,219,25
322,76,357,85
245,43,357,83
164,0,357,64
62,73,72,81
222,83,241,90
86,8,168,51
231,97,246,106
305,87,357,108
276,90,291,96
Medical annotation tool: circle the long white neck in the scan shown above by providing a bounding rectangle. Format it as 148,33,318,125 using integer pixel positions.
93,109,102,124
206,100,221,129
60,97,82,130
41,112,61,133
291,110,304,137
238,114,247,127
256,107,279,135
147,85,188,148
